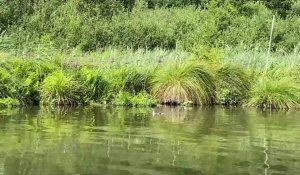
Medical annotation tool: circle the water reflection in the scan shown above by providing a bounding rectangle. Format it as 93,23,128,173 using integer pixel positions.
0,106,300,175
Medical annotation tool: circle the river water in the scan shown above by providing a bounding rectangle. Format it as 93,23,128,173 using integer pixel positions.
0,106,299,175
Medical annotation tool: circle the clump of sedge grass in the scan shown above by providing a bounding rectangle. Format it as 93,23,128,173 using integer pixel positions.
150,61,216,105
247,69,300,109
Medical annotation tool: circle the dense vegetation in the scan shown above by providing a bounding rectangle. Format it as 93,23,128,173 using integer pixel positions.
1,0,300,52
0,0,300,109
0,49,300,109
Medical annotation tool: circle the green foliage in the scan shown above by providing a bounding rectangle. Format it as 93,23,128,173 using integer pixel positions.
0,57,57,105
12,59,56,104
76,67,108,102
0,98,20,108
191,46,223,61
2,46,300,109
2,0,299,53
123,69,151,94
41,71,88,105
261,0,295,18
103,67,151,94
291,1,300,16
114,91,157,106
150,61,216,105
0,67,12,98
247,70,300,109
216,64,251,105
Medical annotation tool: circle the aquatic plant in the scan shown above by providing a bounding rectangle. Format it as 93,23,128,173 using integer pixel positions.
150,61,216,105
41,71,87,105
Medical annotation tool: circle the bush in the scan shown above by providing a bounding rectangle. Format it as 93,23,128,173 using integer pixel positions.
9,59,56,104
3,1,300,52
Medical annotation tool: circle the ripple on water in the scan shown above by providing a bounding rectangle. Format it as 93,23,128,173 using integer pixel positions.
270,164,289,172
234,161,251,167
1,106,300,175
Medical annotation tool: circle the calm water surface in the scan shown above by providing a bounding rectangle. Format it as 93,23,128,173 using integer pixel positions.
0,106,300,175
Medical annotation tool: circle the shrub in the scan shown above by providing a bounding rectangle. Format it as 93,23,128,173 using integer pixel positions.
130,91,157,106
8,59,56,105
113,91,133,106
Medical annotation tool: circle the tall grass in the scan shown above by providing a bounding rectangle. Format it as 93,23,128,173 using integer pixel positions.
1,48,300,110
150,61,216,105
222,48,300,70
247,68,300,109
41,71,87,106
76,67,108,102
0,67,12,98
215,64,251,105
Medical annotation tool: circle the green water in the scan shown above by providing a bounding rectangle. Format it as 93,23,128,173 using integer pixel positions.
0,106,300,175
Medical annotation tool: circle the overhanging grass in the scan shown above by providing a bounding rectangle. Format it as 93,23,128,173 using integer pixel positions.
150,61,216,105
247,70,300,109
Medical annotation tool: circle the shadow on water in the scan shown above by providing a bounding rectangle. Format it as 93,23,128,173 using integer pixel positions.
0,106,300,175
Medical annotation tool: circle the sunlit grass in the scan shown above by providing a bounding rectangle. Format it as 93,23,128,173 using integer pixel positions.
150,61,216,105
41,71,87,105
247,69,300,109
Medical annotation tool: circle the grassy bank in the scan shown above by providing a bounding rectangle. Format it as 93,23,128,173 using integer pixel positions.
1,48,300,109
1,0,300,110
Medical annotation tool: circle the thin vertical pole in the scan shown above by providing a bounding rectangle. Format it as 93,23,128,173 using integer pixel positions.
268,15,276,55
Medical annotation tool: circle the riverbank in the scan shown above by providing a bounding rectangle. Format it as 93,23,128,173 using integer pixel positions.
1,48,300,109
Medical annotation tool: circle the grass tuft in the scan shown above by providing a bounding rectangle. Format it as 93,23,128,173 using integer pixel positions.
247,70,300,109
150,61,216,105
